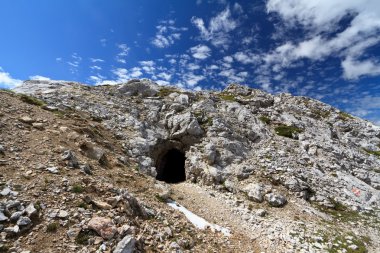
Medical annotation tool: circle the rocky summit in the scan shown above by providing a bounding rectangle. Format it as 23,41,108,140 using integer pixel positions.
0,79,379,253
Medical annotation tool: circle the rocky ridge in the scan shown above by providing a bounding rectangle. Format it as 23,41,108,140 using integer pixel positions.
0,79,379,252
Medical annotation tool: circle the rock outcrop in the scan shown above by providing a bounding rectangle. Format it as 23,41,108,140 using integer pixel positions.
1,79,379,252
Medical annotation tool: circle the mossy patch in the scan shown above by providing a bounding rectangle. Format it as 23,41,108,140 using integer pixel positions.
71,184,84,193
46,222,59,233
275,124,303,139
259,116,271,124
219,92,236,101
363,148,380,158
158,87,177,97
338,111,354,121
18,94,46,107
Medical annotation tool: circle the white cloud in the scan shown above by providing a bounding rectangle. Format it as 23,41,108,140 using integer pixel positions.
0,67,22,88
342,57,380,79
234,51,259,64
100,38,107,47
55,57,62,62
190,44,211,60
191,7,238,48
157,72,172,81
233,3,243,14
90,66,102,71
90,58,104,63
223,56,233,63
265,0,380,78
67,53,82,73
151,20,188,48
139,61,156,74
112,68,129,82
29,75,51,81
116,44,130,64
130,67,143,78
183,73,205,86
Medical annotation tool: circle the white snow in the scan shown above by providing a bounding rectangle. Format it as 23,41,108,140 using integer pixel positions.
167,201,231,236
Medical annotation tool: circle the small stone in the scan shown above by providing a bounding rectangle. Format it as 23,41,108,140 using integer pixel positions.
0,145,4,154
113,235,136,253
25,203,37,218
32,122,44,130
67,228,81,240
88,217,117,240
17,216,32,226
80,164,93,175
256,209,267,217
4,225,20,234
92,200,112,210
0,187,11,196
46,167,59,174
348,245,358,250
19,116,35,124
10,211,24,222
57,210,69,219
0,211,8,222
265,193,287,207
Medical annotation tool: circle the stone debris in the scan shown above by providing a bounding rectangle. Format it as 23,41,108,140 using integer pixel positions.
0,80,378,252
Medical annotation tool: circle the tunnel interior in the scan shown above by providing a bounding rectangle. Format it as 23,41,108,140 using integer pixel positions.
156,148,186,183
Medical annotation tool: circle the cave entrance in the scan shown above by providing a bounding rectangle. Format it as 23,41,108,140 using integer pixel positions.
156,148,186,183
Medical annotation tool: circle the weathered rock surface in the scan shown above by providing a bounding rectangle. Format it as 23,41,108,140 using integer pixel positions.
1,80,379,252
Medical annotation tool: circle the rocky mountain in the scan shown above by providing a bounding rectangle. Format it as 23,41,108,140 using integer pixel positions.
1,79,380,252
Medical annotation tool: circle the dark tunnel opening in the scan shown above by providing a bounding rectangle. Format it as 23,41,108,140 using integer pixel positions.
156,148,186,183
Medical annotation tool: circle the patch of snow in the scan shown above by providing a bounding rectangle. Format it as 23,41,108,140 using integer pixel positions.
167,201,231,236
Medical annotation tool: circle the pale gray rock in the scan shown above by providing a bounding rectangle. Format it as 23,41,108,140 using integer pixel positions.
10,211,24,222
118,79,158,97
265,193,287,207
113,235,136,253
17,216,31,226
25,203,37,218
0,211,8,222
244,183,266,203
0,187,11,196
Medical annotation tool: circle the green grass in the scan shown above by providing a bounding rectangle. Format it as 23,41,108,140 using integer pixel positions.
158,87,177,97
219,92,236,101
328,234,368,253
339,111,354,121
155,194,167,203
259,116,271,124
274,124,303,139
71,184,84,193
311,109,331,119
46,222,59,233
363,148,380,158
18,94,46,107
75,230,90,245
0,245,9,253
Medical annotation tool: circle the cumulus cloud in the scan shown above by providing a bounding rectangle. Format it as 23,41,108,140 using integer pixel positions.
342,57,380,79
265,0,380,79
151,20,188,48
190,44,211,59
191,6,238,48
0,67,22,88
234,51,260,64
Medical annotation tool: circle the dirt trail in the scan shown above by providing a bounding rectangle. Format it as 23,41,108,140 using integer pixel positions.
171,182,261,252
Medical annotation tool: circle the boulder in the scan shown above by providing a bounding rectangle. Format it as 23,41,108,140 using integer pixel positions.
88,217,117,240
118,79,158,97
265,193,287,207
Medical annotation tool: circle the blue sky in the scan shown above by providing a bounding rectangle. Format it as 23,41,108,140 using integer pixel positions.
0,0,379,125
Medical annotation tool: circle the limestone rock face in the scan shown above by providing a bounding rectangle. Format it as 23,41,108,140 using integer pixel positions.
13,79,380,210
